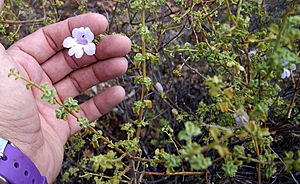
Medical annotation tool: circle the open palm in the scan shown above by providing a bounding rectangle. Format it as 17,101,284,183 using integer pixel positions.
0,13,131,183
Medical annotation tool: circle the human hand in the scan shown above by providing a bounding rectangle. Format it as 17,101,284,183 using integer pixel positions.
0,13,131,183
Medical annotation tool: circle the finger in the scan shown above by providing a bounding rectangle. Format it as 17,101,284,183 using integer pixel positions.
41,35,131,83
67,86,125,134
0,1,4,11
9,13,108,64
54,57,128,100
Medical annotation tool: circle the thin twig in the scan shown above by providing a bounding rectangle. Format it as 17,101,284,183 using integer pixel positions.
269,146,299,184
136,0,147,140
0,6,46,24
287,74,299,118
253,137,261,184
142,171,204,176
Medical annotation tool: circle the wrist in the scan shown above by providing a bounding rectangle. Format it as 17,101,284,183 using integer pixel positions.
0,136,48,184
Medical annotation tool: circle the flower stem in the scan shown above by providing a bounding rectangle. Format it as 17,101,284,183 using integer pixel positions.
142,171,204,176
287,74,298,118
253,137,261,184
136,0,147,140
225,0,236,25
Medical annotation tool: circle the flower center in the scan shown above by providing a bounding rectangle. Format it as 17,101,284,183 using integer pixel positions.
76,35,88,45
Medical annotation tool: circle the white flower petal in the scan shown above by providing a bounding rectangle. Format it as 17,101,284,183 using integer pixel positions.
74,46,84,58
291,64,296,71
83,27,94,42
155,82,164,93
283,60,289,66
84,43,96,56
281,68,290,79
68,46,76,56
286,70,291,78
249,49,257,56
63,37,76,48
72,27,85,38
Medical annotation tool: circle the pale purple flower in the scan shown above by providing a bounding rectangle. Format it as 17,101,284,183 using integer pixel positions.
155,82,164,93
235,114,249,125
281,68,291,79
249,49,257,56
281,60,296,79
234,109,249,125
63,27,96,58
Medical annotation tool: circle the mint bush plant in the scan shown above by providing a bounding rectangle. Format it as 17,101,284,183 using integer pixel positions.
1,0,300,183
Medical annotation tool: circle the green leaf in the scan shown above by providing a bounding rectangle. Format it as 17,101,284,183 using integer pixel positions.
210,127,221,141
247,34,257,42
162,152,181,173
222,158,239,177
91,151,117,172
63,97,80,112
233,145,245,157
134,76,153,90
115,138,141,154
41,83,57,104
134,53,144,68
186,121,201,136
251,102,269,122
77,117,89,128
283,151,295,172
55,106,69,120
213,145,229,157
269,24,279,34
189,153,212,170
178,121,201,143
121,123,135,139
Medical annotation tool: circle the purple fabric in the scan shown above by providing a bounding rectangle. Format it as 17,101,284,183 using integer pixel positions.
0,143,47,184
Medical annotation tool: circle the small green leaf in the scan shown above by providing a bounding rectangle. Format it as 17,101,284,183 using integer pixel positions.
222,159,239,177
77,117,89,128
55,106,68,120
63,97,80,112
189,153,212,170
41,83,57,104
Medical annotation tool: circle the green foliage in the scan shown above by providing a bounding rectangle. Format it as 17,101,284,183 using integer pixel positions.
245,121,271,143
41,83,57,104
67,134,86,157
62,167,80,182
77,117,89,128
55,106,68,120
233,145,245,157
55,97,80,120
283,151,300,172
154,149,181,173
91,150,123,172
121,123,135,139
134,76,153,90
178,121,201,144
133,99,152,114
115,138,141,154
180,143,212,170
222,157,240,177
63,97,80,113
258,150,277,178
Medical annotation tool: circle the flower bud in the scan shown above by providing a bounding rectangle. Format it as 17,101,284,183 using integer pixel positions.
155,82,164,93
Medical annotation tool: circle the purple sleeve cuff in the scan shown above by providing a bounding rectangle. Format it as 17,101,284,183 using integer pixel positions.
0,142,47,184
